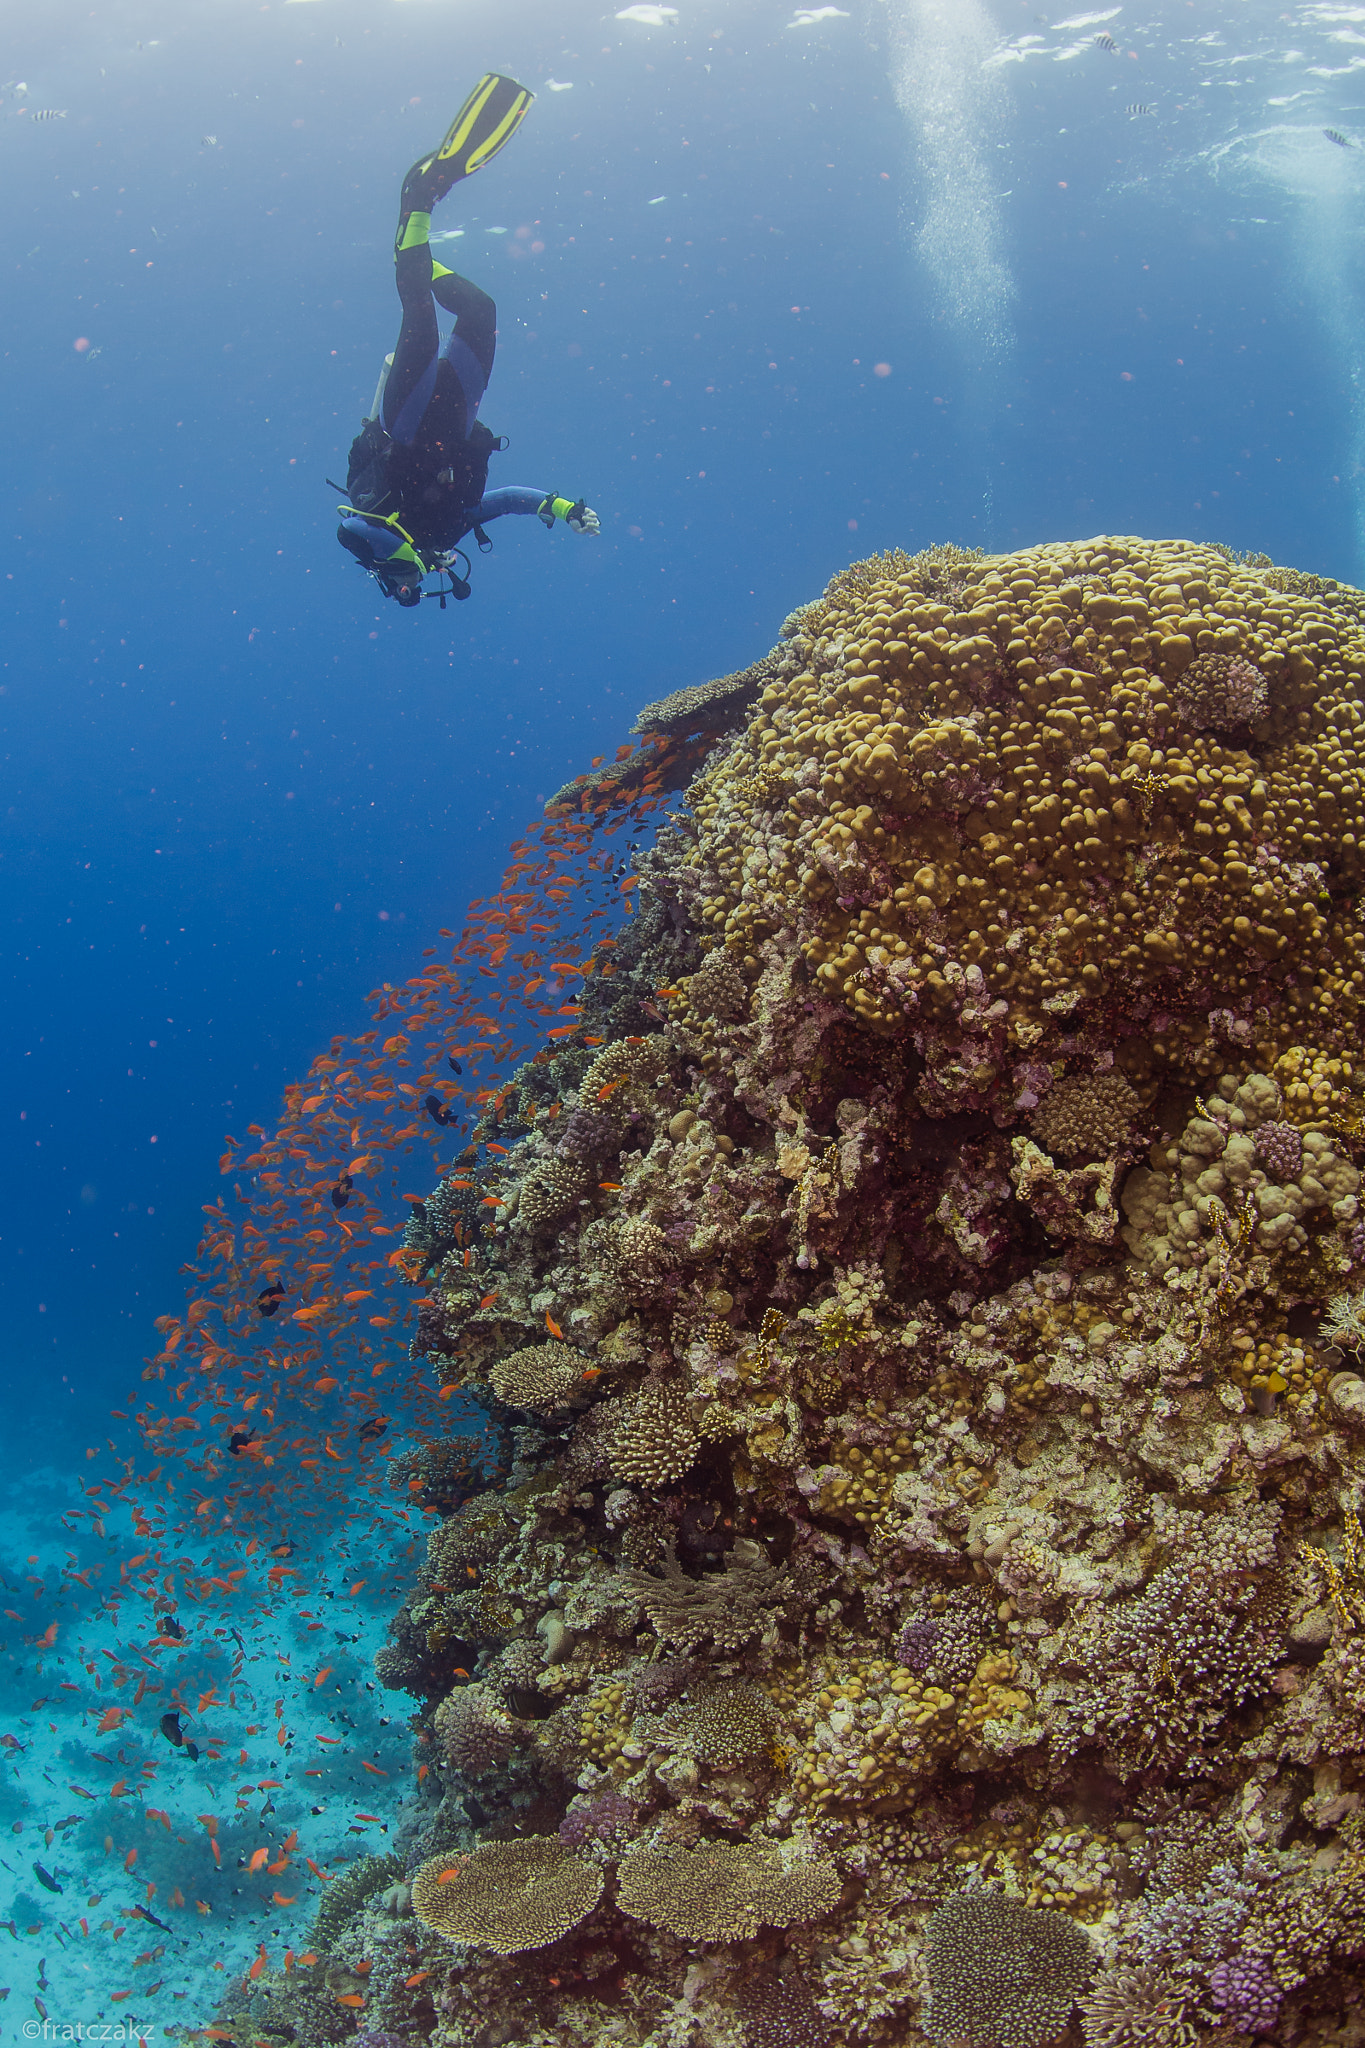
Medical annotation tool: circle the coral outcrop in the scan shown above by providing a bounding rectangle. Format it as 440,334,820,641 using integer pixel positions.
306,539,1365,2048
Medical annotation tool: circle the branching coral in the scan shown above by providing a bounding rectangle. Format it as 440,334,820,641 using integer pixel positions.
603,1380,701,1486
922,1891,1094,2048
1054,1503,1286,1777
665,1679,779,1767
1078,1963,1199,2048
1173,649,1269,733
311,1854,402,1953
619,1538,797,1652
489,1340,591,1412
434,1680,523,1776
735,1970,833,2048
1030,1072,1141,1160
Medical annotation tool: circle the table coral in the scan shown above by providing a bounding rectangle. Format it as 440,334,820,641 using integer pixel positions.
616,1838,840,1942
410,1838,603,1953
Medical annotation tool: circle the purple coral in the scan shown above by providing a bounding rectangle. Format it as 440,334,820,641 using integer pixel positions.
1253,1120,1303,1182
627,1655,697,1710
1208,1953,1281,2032
897,1618,941,1672
558,1787,638,1849
1175,652,1269,732
557,1105,623,1161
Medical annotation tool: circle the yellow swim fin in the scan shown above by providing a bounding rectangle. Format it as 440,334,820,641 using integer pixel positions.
429,73,534,183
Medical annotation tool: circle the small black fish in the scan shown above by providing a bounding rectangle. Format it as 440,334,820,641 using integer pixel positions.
159,1616,185,1640
1326,128,1353,148
254,1281,286,1317
158,1711,186,1749
130,1903,170,1934
184,1740,200,1762
424,1094,459,1127
357,1416,388,1443
229,1429,256,1457
1126,102,1155,116
31,1863,60,1895
331,1173,353,1211
447,1055,463,1075
464,1792,489,1827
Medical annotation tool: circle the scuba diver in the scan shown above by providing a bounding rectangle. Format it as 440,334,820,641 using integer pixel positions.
335,74,600,610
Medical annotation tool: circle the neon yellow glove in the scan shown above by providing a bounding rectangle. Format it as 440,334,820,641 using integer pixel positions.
538,495,601,535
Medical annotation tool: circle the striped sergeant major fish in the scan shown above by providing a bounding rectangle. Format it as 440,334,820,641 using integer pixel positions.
1325,128,1353,148
27,108,67,120
1093,32,1118,50
1126,103,1155,116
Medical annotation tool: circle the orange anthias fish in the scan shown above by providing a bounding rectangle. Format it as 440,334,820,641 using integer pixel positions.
72,769,670,1925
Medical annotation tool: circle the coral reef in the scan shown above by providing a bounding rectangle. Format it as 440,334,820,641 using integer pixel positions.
353,538,1365,2048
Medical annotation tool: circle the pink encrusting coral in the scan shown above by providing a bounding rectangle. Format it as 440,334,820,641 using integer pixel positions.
213,538,1365,2047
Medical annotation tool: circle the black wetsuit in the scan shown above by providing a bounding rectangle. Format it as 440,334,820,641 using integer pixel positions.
377,244,497,559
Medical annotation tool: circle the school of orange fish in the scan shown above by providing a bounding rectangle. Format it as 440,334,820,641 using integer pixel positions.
3,742,674,2023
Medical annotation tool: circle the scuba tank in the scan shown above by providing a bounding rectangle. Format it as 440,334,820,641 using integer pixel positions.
368,351,395,422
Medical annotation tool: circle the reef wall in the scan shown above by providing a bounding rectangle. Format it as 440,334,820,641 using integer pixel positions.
226,536,1365,2048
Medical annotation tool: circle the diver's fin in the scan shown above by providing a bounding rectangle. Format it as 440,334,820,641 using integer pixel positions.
397,77,533,239
425,74,534,188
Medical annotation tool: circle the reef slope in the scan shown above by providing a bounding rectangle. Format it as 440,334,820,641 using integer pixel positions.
234,537,1365,2048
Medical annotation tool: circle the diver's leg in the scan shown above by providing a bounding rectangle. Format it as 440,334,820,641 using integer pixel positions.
381,221,440,445
431,266,497,416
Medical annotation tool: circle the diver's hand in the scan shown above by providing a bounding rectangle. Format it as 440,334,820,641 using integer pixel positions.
538,494,600,535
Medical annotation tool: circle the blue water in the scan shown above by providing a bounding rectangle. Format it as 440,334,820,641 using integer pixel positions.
4,0,1365,2022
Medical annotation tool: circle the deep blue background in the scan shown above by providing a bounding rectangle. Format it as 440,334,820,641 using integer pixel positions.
5,0,1364,1434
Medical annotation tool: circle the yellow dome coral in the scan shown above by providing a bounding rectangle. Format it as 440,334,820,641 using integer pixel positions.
682,537,1365,1101
410,1838,603,1954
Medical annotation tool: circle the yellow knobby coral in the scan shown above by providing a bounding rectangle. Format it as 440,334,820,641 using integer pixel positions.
684,536,1365,1087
